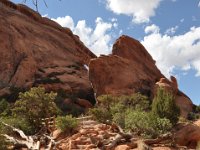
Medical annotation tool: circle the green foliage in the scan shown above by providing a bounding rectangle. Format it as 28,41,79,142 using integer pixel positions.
125,110,172,138
97,93,150,111
152,88,180,125
89,107,112,124
187,105,200,121
196,105,200,113
56,115,78,133
0,116,35,135
90,93,150,126
90,92,173,138
0,99,11,116
187,112,200,121
12,87,60,132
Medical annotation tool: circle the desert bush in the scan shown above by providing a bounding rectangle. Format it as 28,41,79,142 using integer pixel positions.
152,88,180,125
187,112,200,121
125,110,172,138
90,92,172,138
0,116,35,135
12,87,60,132
196,105,200,112
89,107,112,124
56,115,78,133
119,93,150,111
0,99,11,116
97,93,150,111
90,93,150,125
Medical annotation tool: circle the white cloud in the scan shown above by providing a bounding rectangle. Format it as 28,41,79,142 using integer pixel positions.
198,1,200,7
142,26,200,77
165,25,178,35
52,16,74,30
52,16,116,56
105,0,162,24
145,24,160,34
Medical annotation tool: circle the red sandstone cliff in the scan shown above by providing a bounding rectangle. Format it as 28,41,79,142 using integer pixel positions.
0,0,96,105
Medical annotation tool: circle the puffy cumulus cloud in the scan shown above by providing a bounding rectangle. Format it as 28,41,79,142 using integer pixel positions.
105,0,162,24
144,24,160,34
142,26,200,77
52,16,117,56
52,16,74,30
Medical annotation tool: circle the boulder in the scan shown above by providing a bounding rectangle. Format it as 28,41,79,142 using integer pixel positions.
89,35,163,97
174,120,200,149
0,0,96,105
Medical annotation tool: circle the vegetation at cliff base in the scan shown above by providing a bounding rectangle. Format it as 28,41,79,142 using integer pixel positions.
89,91,178,138
152,88,180,125
56,115,79,133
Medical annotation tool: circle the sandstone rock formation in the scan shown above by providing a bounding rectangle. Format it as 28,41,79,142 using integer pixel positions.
89,35,193,117
155,76,193,118
174,119,200,149
89,35,164,97
0,0,96,105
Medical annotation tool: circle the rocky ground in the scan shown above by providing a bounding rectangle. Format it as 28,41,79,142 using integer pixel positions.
55,119,200,150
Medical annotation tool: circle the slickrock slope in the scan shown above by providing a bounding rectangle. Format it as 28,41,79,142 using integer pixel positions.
0,0,96,104
89,35,193,117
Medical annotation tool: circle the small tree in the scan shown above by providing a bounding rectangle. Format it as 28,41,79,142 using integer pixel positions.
56,115,78,133
12,87,59,131
152,88,180,125
125,110,172,138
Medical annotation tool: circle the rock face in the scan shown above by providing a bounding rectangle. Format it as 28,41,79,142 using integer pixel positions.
174,120,200,149
0,0,96,105
89,35,163,97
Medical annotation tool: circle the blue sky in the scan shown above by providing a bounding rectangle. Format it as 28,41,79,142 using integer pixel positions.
12,0,200,105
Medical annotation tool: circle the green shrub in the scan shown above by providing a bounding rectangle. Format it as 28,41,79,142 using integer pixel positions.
88,107,112,124
187,112,200,121
0,116,35,135
0,99,11,116
193,105,200,113
56,115,78,133
90,92,172,138
125,110,172,138
119,93,150,111
12,87,60,132
90,93,150,126
97,93,150,111
152,88,180,125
